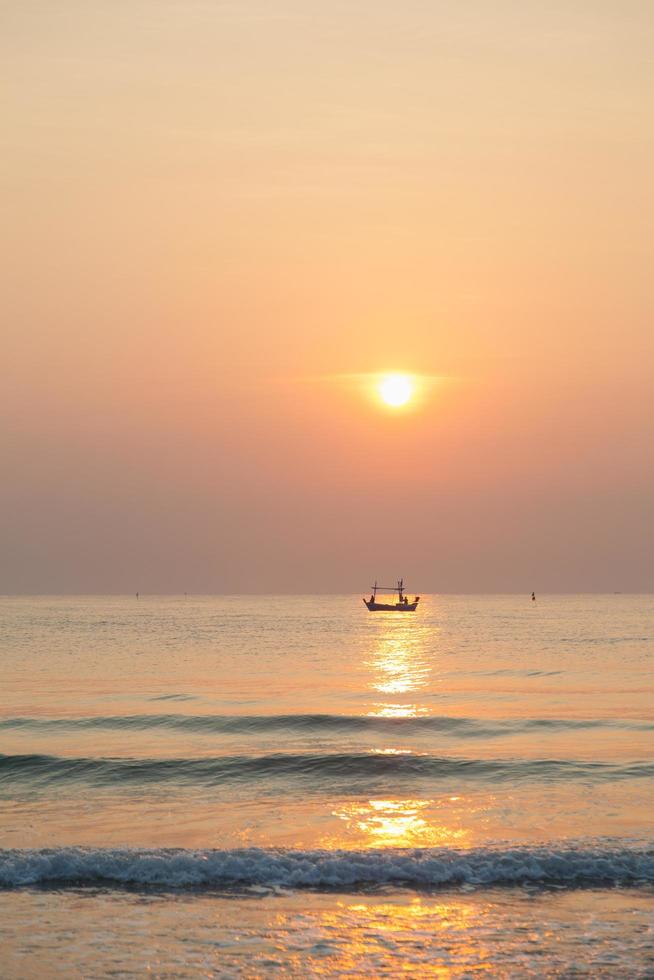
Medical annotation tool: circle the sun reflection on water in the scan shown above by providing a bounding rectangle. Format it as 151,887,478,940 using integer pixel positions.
274,898,494,977
329,798,470,849
365,618,436,718
320,615,473,853
369,703,428,718
369,635,430,695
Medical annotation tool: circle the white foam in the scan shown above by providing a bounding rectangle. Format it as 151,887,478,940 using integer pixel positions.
0,845,652,890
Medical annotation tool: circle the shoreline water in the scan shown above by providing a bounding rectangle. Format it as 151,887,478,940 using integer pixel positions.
2,888,653,978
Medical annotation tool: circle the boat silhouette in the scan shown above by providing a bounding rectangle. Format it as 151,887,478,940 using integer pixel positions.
363,579,420,612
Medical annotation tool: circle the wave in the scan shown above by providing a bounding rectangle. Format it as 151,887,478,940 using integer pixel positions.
2,714,652,736
0,844,652,891
149,694,197,702
2,751,653,788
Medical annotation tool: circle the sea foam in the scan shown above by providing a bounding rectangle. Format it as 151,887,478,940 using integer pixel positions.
0,845,652,891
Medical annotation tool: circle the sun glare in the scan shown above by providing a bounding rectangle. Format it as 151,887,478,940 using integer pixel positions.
379,374,413,407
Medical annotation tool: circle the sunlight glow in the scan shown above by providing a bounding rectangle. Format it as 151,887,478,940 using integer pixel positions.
367,632,430,697
378,374,413,407
330,799,469,848
368,704,426,718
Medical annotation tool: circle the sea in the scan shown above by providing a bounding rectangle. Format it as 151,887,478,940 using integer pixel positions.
1,594,653,977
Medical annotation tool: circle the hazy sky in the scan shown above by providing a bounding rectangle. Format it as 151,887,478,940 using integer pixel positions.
3,0,653,593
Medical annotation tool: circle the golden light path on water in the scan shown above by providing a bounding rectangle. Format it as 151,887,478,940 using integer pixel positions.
322,612,475,850
273,898,495,977
366,617,433,705
330,799,469,848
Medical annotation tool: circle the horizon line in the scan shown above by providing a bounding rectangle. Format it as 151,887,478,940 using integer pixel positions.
0,591,651,598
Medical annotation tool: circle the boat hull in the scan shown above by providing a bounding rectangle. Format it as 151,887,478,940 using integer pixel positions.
363,599,419,612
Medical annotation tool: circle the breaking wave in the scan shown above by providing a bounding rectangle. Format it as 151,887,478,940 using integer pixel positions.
0,845,652,891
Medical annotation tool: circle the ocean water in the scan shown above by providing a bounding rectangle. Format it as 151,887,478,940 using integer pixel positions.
1,594,653,977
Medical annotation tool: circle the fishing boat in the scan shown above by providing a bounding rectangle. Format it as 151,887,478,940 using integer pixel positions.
363,579,420,612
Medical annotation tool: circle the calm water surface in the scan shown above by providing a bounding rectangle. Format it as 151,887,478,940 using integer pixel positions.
1,595,653,976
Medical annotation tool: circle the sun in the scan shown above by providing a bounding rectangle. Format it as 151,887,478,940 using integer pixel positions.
379,374,414,407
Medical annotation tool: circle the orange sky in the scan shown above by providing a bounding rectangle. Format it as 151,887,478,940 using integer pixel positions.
2,1,653,592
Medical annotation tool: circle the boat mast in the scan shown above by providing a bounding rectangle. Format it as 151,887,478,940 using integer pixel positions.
369,578,411,601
